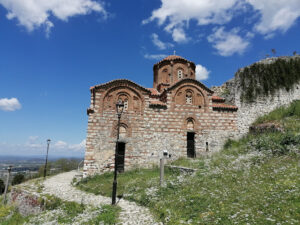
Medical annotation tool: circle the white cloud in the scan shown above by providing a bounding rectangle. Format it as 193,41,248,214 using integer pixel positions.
69,139,86,151
172,27,188,43
54,140,68,149
0,0,107,35
54,139,85,152
144,0,237,27
207,27,250,56
144,0,300,49
247,0,300,35
0,98,21,111
144,53,168,60
143,0,239,43
196,64,210,81
0,137,85,156
151,33,174,50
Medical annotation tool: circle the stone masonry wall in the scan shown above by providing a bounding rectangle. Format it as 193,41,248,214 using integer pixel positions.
212,56,300,136
83,87,237,177
234,80,300,135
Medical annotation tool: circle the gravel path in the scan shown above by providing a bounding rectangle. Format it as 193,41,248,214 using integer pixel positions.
43,171,158,225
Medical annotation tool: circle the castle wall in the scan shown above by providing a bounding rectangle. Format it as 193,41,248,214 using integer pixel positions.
83,89,238,177
212,57,300,136
234,80,300,135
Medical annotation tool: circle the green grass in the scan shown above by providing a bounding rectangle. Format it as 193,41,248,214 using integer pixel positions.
76,102,300,224
77,167,178,199
86,205,121,225
0,197,29,225
254,100,300,125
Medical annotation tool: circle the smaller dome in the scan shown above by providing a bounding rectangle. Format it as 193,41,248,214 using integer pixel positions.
154,55,195,68
162,55,186,61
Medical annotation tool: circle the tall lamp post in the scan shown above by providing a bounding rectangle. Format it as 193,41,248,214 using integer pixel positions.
112,100,124,205
2,165,12,204
43,139,51,179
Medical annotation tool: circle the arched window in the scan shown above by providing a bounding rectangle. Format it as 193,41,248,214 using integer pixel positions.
178,69,183,79
118,94,129,111
123,99,128,111
119,126,127,138
187,120,194,130
186,92,193,104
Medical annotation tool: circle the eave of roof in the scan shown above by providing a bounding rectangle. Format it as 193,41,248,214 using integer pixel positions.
90,79,151,93
147,88,161,96
212,96,226,102
153,55,195,68
212,103,238,111
163,78,214,94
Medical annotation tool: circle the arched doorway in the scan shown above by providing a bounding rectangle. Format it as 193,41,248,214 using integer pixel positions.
186,119,195,158
116,142,126,173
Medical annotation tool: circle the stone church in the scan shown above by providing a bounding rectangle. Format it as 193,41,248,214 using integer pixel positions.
83,55,238,176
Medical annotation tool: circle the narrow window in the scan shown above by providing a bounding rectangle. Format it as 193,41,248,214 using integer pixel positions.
186,92,192,104
187,120,194,130
178,70,183,79
123,99,128,111
119,126,127,138
118,94,129,112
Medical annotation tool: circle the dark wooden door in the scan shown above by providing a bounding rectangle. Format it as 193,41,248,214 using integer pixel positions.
116,142,125,173
187,132,195,158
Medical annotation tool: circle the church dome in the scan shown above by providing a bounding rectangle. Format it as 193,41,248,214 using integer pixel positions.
153,55,196,91
154,55,195,68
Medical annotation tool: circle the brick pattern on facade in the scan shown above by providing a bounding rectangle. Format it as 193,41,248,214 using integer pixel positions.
84,55,238,177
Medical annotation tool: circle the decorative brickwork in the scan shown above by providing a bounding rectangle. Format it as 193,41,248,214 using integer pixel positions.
83,55,238,177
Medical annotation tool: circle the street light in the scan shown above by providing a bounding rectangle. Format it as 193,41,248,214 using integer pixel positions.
112,99,124,205
43,139,51,179
3,165,12,204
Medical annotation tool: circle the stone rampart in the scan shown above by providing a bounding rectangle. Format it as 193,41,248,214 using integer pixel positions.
212,56,300,137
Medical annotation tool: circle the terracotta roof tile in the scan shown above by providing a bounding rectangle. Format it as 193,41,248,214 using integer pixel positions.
90,79,151,93
164,78,214,94
212,96,225,102
154,55,195,67
147,88,161,96
149,100,167,106
212,104,238,111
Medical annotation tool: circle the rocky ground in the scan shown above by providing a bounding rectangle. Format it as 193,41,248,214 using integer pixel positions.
42,171,158,225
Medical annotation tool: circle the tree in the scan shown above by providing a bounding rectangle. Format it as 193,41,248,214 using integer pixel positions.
12,173,25,186
0,178,5,194
293,51,297,56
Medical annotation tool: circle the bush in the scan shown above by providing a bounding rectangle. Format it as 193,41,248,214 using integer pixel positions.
239,58,300,102
255,100,300,124
249,132,300,155
12,173,25,186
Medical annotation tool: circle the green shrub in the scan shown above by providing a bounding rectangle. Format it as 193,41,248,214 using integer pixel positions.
239,58,300,102
11,173,25,186
254,100,300,124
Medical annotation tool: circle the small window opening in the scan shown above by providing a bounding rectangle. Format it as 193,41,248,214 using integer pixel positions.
119,126,127,138
123,99,128,111
178,70,183,79
187,120,194,130
186,92,192,104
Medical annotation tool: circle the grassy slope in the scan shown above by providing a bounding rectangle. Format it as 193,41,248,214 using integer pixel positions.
77,100,300,224
0,188,120,225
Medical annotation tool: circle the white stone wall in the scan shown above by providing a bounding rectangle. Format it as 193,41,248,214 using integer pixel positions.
234,80,300,136
212,56,300,137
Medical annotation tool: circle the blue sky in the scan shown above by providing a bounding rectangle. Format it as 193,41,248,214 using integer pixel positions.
0,0,299,157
